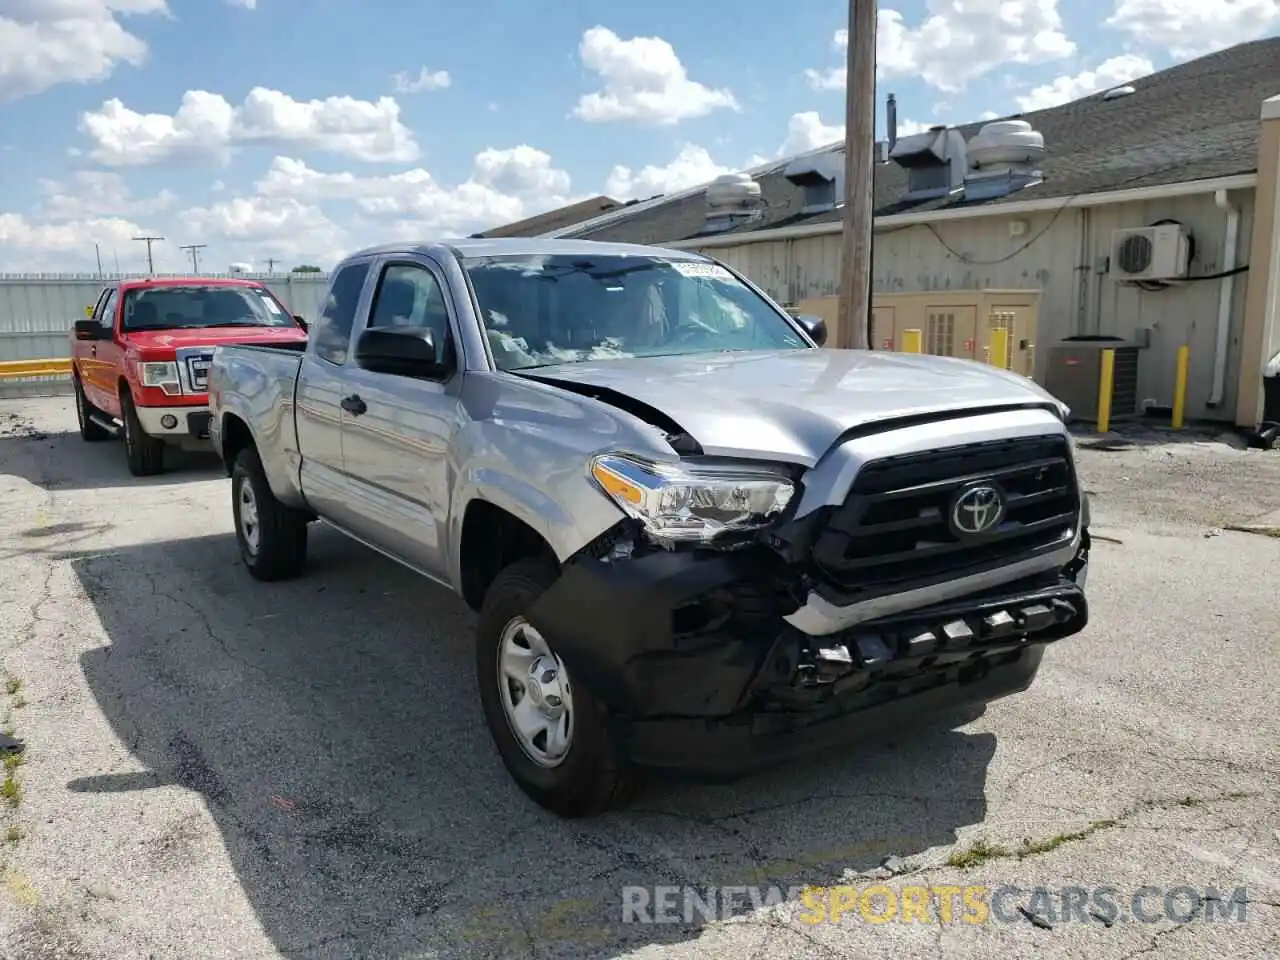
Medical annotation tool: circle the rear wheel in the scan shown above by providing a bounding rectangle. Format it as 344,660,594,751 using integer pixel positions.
475,558,643,817
74,376,110,442
231,446,308,581
120,391,164,476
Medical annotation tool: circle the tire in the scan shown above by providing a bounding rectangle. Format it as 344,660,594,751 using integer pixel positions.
74,376,110,442
119,391,165,476
475,558,642,818
231,445,308,581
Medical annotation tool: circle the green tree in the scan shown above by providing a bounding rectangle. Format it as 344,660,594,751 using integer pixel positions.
291,264,322,273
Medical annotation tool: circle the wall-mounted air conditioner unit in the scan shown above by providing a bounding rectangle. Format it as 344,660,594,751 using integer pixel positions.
1109,225,1191,282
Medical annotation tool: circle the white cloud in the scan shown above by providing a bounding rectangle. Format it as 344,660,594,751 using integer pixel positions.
779,112,843,156
79,86,419,166
36,170,177,220
1015,54,1154,111
807,2,1074,94
392,66,451,93
572,25,739,124
226,0,256,8
779,111,935,157
252,146,573,235
0,0,169,101
605,144,733,199
179,197,347,266
1106,0,1280,57
0,212,148,266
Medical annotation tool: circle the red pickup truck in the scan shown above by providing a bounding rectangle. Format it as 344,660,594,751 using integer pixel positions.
70,277,309,476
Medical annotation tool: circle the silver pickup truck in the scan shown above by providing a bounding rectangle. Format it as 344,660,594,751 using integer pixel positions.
207,238,1091,818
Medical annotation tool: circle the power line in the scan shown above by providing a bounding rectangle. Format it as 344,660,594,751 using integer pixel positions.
133,235,164,275
180,243,207,274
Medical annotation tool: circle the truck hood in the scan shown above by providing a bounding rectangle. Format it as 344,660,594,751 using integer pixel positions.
519,348,1066,466
125,326,307,353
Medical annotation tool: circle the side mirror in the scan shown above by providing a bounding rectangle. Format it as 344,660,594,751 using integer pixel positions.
354,326,450,379
796,313,828,347
293,315,308,331
73,319,104,341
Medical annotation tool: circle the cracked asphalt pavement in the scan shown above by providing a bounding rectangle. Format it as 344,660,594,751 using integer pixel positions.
0,398,1278,959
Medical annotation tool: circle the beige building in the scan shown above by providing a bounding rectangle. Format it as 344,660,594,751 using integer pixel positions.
533,38,1280,430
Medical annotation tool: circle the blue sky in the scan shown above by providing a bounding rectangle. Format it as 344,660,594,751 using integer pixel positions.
0,0,1273,273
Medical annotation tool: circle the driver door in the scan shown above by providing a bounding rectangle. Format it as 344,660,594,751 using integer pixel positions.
338,257,464,581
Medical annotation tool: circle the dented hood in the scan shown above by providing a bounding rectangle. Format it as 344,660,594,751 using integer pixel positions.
519,348,1065,466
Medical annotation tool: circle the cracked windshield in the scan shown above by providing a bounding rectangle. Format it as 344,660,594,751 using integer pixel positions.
1,1,1279,959
465,255,809,369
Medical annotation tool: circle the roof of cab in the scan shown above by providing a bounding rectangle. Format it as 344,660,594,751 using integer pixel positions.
339,236,714,264
117,276,267,290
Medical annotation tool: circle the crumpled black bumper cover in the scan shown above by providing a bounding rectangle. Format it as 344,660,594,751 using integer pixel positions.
525,539,1088,777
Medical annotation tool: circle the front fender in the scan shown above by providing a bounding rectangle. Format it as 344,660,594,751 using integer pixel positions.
448,373,680,586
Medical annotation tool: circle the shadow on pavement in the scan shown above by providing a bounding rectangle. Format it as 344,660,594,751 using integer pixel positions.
0,421,224,491
69,529,996,959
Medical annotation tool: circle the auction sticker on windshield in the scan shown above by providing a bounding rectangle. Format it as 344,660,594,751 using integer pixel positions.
669,261,733,281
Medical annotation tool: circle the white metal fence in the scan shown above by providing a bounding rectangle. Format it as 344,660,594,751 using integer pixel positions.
0,272,332,365
0,272,331,395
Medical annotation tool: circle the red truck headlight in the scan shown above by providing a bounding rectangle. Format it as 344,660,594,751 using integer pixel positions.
137,361,181,396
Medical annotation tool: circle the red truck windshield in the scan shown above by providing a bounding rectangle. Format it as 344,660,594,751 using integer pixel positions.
120,285,296,332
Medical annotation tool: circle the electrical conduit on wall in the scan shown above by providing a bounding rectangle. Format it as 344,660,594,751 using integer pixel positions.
1210,190,1241,407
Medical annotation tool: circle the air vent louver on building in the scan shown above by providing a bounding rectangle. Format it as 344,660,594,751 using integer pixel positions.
889,127,968,201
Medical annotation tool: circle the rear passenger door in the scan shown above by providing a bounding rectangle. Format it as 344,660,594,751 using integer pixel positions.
337,257,464,580
294,260,373,529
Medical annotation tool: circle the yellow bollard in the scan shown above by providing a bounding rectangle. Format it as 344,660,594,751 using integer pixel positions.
1171,344,1189,429
1097,348,1115,433
988,328,1009,370
900,328,923,353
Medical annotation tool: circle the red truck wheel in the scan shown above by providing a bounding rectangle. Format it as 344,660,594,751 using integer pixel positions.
120,393,165,476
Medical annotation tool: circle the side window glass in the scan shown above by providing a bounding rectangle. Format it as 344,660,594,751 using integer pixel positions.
313,262,371,365
368,263,450,361
99,290,119,331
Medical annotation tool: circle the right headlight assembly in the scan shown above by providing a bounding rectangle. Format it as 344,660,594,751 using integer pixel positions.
589,453,795,545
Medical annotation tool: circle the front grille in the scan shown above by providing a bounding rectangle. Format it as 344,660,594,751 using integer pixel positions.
811,434,1079,595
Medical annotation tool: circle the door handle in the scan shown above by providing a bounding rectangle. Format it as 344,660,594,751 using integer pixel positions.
340,394,367,416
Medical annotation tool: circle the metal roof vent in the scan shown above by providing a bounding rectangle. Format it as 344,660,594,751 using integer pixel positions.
1102,84,1136,100
783,152,844,213
962,119,1045,202
890,125,968,201
700,172,764,234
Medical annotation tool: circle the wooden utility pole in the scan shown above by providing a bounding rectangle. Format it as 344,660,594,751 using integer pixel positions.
133,235,164,275
180,243,207,274
837,0,877,349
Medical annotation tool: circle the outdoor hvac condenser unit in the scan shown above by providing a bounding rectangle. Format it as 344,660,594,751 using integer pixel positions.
1043,338,1140,423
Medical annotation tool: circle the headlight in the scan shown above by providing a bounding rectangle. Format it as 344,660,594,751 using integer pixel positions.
138,361,180,395
589,453,794,544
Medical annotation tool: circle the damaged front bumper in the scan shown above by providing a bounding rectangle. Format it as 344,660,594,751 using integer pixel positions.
526,532,1090,779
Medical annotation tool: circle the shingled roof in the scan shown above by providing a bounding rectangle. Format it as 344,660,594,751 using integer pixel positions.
562,37,1280,246
476,195,624,238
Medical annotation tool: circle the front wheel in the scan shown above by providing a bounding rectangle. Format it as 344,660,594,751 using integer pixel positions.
120,392,165,476
231,446,309,581
475,559,643,818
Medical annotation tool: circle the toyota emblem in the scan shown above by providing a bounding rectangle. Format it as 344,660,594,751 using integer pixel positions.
950,483,1006,536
